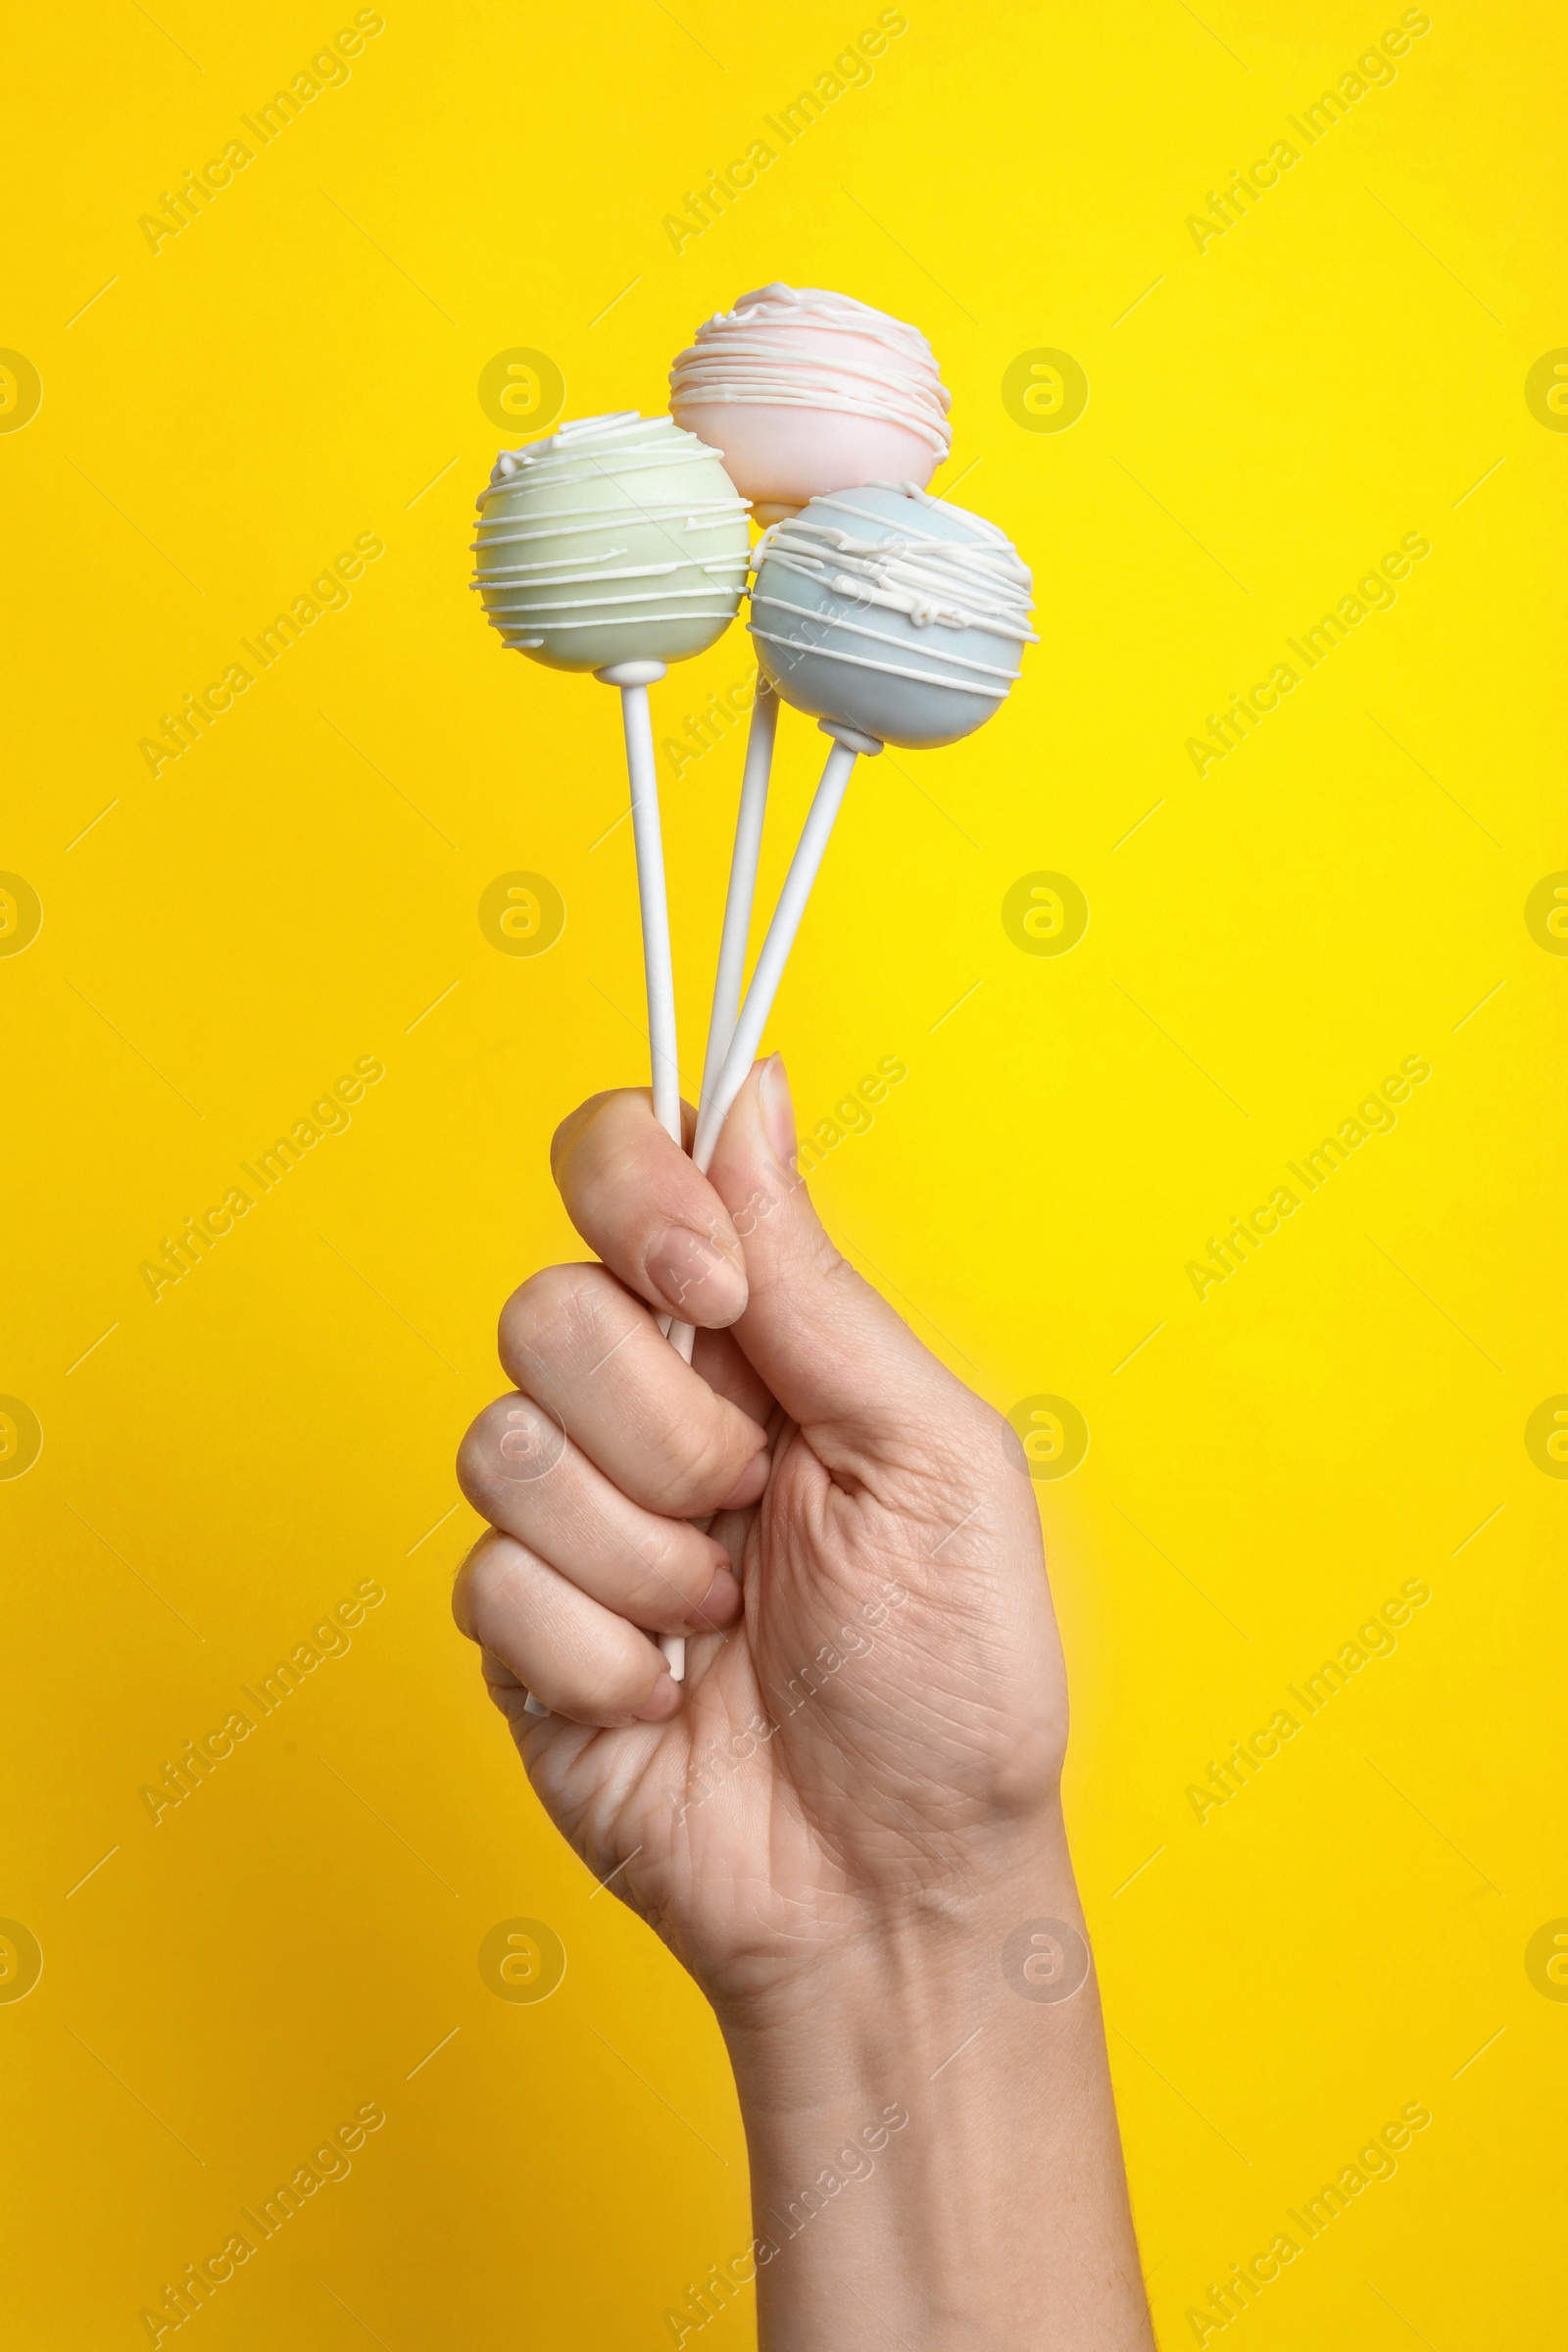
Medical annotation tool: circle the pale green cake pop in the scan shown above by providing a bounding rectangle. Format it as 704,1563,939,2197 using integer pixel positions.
471,411,751,672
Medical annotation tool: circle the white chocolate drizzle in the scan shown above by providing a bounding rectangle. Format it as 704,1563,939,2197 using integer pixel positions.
669,285,952,460
471,412,750,649
749,486,1034,700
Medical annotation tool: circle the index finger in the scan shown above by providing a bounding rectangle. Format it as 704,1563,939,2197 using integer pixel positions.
551,1089,749,1329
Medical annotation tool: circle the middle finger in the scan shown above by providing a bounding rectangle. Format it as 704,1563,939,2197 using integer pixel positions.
498,1262,770,1517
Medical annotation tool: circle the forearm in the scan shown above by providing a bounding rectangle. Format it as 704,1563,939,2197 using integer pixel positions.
718,1807,1154,2350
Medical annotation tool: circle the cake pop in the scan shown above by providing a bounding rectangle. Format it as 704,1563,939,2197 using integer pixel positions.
690,483,1033,1172
471,409,749,1143
669,284,951,523
473,411,751,1683
670,288,954,1134
472,411,750,670
749,481,1032,747
668,477,1032,1354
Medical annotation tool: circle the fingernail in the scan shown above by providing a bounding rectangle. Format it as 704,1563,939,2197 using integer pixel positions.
687,1563,743,1631
634,1671,682,1722
717,1447,770,1511
646,1226,746,1322
759,1054,796,1169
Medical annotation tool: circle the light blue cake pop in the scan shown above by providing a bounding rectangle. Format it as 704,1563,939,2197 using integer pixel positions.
748,481,1034,749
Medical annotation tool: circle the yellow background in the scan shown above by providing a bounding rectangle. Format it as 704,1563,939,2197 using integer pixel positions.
2,1,1563,2342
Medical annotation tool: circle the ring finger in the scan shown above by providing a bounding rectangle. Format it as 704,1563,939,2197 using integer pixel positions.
458,1392,743,1636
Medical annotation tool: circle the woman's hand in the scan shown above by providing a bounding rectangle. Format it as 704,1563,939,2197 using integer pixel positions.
454,1056,1066,2021
454,1057,1152,2347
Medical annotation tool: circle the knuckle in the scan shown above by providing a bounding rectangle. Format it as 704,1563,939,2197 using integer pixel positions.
450,1531,662,1723
450,1530,512,1641
500,1262,623,1377
543,1639,659,1723
497,1264,569,1367
594,1658,660,1717
621,1525,711,1619
651,1408,752,1511
549,1089,617,1176
458,1395,566,1510
450,1555,478,1639
461,1547,545,1664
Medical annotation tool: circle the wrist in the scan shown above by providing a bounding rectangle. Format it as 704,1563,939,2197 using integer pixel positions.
708,1805,1151,2349
717,1802,1079,2101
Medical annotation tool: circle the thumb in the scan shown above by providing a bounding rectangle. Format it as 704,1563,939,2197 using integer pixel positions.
707,1056,966,1460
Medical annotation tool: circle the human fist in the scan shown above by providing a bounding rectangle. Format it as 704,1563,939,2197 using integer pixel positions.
454,1058,1069,2019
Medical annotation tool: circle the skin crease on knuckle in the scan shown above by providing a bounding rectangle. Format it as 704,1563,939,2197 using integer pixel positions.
496,1264,765,1510
642,1404,760,1517
613,1519,729,1626
456,1396,738,1630
496,1261,622,1387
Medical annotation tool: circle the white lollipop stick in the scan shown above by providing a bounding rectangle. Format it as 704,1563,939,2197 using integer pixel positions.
597,659,686,1681
598,661,681,1148
667,720,870,1364
668,718,883,1392
699,677,778,1117
693,722,880,1173
666,679,780,1375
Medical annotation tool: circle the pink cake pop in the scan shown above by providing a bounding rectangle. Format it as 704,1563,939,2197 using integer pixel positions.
671,284,955,1149
669,283,951,523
